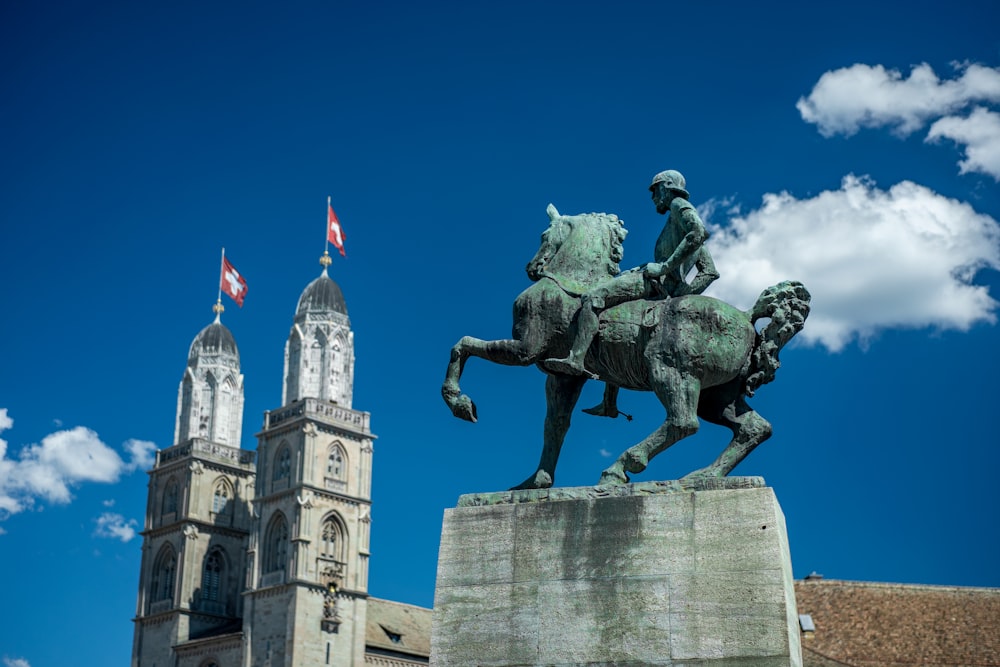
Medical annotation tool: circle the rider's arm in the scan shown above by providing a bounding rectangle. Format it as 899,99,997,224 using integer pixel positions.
661,207,708,274
683,247,720,295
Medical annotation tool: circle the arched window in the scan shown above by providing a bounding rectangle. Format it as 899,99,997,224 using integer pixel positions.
212,479,232,515
320,515,342,559
217,380,233,444
200,659,220,667
273,446,291,481
264,513,289,573
152,545,177,603
162,477,179,516
199,373,216,435
178,374,194,439
326,445,345,480
201,548,225,605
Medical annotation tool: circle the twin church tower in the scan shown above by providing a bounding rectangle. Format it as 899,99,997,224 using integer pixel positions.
131,259,429,667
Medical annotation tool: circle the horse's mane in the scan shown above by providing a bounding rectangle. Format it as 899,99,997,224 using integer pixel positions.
580,211,628,276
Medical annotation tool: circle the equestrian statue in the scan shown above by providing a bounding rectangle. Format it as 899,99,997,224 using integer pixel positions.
441,170,811,488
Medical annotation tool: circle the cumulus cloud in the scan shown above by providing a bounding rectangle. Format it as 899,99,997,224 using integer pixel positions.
798,61,1000,179
927,106,1000,180
94,512,139,542
704,175,1000,351
4,658,31,667
0,410,158,522
124,438,157,472
797,62,1000,136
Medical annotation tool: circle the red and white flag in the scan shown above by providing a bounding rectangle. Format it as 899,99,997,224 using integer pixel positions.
327,202,346,257
220,257,248,307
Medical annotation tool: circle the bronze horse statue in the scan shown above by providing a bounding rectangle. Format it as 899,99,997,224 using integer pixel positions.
442,205,810,488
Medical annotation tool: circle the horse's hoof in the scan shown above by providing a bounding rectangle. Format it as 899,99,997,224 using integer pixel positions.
446,394,478,423
622,449,649,474
597,469,629,486
511,470,553,490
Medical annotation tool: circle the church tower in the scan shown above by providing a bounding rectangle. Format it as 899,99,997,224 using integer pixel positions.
132,307,255,667
244,255,375,667
283,260,355,407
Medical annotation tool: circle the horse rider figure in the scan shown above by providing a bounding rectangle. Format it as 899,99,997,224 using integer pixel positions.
545,169,720,414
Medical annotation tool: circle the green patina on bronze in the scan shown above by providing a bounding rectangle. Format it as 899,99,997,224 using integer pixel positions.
442,171,811,489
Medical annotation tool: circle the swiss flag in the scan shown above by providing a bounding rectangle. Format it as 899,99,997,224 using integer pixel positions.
220,257,248,307
327,203,346,257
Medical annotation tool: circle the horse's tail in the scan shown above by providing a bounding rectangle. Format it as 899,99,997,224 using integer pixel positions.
745,280,811,396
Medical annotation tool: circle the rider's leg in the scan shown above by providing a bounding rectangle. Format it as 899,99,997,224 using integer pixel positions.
545,271,647,378
582,384,627,419
545,293,601,377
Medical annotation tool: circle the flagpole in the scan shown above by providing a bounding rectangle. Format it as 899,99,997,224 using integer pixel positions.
321,197,332,273
215,248,225,321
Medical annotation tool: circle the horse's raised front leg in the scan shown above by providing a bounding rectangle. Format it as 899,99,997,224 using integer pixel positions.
442,335,544,423
598,365,701,485
512,372,586,490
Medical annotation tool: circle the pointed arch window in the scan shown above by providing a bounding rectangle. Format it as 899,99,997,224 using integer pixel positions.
179,374,194,440
273,445,291,481
216,380,234,444
201,548,225,609
264,513,289,574
152,546,177,603
212,479,232,515
327,445,345,480
199,373,216,436
162,477,179,516
320,515,343,560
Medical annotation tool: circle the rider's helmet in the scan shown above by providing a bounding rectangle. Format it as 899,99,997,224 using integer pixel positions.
648,170,689,198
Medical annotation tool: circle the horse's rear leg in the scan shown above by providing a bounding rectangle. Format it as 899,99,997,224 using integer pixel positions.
598,366,701,485
512,373,586,490
684,385,772,479
442,336,544,422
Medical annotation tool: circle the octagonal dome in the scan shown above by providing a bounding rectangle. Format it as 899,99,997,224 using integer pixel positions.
188,320,239,364
296,272,348,316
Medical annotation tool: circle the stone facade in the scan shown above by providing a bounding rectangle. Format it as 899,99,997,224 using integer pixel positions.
132,266,430,667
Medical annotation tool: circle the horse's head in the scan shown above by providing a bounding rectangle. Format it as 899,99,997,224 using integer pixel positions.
526,204,628,285
525,204,567,281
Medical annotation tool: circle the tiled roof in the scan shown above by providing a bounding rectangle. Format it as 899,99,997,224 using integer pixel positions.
366,597,432,658
795,578,1000,667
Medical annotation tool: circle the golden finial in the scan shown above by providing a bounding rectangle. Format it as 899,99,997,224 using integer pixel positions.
213,299,224,322
320,251,333,268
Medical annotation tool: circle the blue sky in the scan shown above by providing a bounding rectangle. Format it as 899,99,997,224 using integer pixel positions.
2,2,999,666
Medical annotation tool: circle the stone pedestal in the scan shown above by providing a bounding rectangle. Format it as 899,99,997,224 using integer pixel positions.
430,479,801,667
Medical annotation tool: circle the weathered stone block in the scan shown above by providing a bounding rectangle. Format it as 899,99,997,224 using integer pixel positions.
430,483,801,667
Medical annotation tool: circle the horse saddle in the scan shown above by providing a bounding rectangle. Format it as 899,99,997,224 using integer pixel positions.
598,299,667,342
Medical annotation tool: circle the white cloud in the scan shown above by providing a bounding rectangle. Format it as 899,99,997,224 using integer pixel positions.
704,175,1000,351
4,658,31,667
797,62,1000,136
927,106,1000,180
0,411,158,523
599,448,613,458
94,512,138,542
102,499,116,507
124,438,157,472
15,427,123,504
